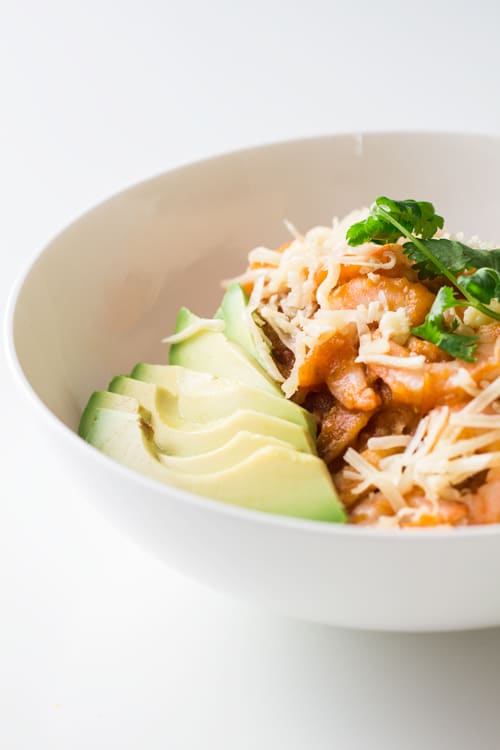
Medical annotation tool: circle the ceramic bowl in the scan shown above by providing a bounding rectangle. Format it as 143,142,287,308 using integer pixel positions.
7,132,500,632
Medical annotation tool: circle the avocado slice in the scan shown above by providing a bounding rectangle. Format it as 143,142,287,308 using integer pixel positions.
80,392,296,474
169,308,281,396
108,375,316,456
215,283,260,363
86,407,346,522
130,363,315,436
78,390,144,439
159,431,295,474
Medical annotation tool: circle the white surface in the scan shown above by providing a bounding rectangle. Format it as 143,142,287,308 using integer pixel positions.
2,1,500,748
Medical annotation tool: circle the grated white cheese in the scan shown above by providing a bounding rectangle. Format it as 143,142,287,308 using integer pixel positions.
378,309,411,345
343,448,406,511
228,207,388,393
344,388,500,505
367,300,385,324
283,219,304,241
449,368,481,398
357,334,390,357
247,247,282,267
316,263,341,308
450,413,500,428
461,376,500,414
163,318,225,344
228,209,401,377
367,435,413,451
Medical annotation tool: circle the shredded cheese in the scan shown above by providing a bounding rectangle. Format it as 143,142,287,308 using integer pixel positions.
344,390,500,504
343,448,406,511
367,435,412,451
378,309,411,345
449,368,481,398
163,318,225,344
228,208,385,392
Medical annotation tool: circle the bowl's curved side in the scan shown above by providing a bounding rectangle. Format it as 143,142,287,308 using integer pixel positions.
24,403,500,633
7,131,500,631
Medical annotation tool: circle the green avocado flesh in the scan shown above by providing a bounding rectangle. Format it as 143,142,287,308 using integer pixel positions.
80,391,296,474
86,408,345,522
108,375,315,456
215,283,261,362
130,363,316,436
78,390,142,439
78,298,346,523
169,308,280,396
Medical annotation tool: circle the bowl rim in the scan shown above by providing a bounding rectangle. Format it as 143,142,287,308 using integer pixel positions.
6,128,500,541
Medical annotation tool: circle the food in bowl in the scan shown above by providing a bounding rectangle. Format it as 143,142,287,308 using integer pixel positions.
79,196,500,528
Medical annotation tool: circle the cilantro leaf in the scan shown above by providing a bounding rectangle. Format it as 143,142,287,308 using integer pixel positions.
411,287,478,362
376,197,444,240
457,267,500,305
403,238,500,279
346,214,397,246
345,195,500,361
460,246,500,273
346,197,444,246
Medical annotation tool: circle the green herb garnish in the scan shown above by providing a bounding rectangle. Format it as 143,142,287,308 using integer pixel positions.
346,197,500,361
347,197,444,246
411,287,478,363
404,238,500,279
458,267,500,305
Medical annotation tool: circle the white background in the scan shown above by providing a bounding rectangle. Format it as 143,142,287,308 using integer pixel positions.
2,1,500,748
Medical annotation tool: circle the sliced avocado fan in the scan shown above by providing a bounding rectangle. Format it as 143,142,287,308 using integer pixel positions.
86,406,346,522
130,363,315,436
108,375,315,456
77,293,346,523
79,390,296,475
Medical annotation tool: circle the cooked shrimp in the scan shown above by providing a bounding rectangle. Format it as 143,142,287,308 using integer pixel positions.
463,468,500,524
298,325,380,409
469,323,500,384
327,361,381,412
298,333,348,388
335,244,417,284
368,355,467,412
399,494,469,527
370,244,418,280
408,336,452,362
329,275,435,327
350,490,469,527
325,335,381,411
350,493,394,524
368,325,500,413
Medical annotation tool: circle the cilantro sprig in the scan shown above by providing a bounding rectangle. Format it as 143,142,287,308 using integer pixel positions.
404,238,500,279
346,197,500,361
411,288,478,363
347,197,444,246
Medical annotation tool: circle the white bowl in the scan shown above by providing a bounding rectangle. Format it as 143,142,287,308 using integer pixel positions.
7,132,500,632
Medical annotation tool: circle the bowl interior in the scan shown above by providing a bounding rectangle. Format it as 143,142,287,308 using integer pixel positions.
11,132,500,431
